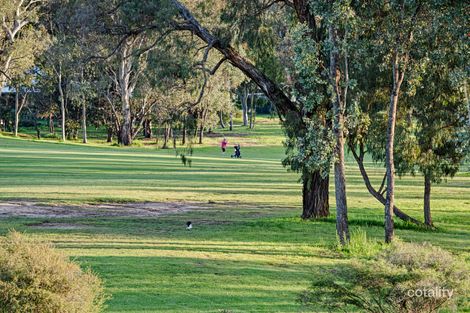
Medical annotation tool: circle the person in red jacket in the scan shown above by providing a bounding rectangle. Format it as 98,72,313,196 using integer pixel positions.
221,137,228,153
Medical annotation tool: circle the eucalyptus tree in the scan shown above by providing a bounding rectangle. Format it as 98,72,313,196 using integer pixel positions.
196,62,238,144
71,0,178,145
0,0,47,88
39,0,85,141
167,0,330,220
68,64,97,143
239,82,250,127
393,3,468,227
380,0,424,242
1,0,48,136
346,1,467,236
11,73,33,136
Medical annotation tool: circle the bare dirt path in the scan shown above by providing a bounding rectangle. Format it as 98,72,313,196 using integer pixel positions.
0,201,208,219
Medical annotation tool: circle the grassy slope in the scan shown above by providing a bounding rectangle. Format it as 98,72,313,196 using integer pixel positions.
0,118,469,312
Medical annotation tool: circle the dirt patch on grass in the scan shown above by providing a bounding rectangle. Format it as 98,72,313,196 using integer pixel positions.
27,222,88,229
0,201,208,219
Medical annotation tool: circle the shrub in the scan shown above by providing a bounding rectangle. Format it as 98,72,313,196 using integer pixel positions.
42,133,59,139
301,241,470,313
336,228,384,258
0,231,107,313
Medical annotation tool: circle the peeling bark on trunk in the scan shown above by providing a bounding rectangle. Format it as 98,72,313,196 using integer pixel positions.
424,173,432,227
302,171,329,219
118,43,133,146
329,25,349,245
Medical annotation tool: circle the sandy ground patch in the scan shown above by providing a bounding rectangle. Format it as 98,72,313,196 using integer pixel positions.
0,201,208,219
27,222,88,229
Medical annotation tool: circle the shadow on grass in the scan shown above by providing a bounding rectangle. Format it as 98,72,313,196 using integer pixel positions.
75,255,331,313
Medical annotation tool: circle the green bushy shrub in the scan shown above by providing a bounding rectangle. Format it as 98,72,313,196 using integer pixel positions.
302,241,469,313
42,132,59,139
0,231,107,313
336,228,384,258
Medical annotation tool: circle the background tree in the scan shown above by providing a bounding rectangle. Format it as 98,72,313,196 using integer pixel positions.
0,0,47,87
348,1,467,233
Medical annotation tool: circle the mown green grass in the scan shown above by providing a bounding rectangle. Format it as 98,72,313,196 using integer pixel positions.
0,118,469,312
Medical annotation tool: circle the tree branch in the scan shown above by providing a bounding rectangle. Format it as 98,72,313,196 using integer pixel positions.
170,0,299,118
349,142,426,226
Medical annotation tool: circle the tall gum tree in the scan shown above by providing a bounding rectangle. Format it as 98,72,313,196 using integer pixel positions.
1,0,48,136
0,0,46,87
171,0,333,219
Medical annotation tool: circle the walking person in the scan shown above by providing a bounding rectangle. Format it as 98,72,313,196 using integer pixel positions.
221,137,228,154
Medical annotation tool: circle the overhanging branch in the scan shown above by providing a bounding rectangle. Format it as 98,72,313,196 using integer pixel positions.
170,0,300,118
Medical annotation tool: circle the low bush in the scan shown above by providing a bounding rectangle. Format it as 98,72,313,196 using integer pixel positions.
42,132,59,139
302,241,470,313
336,228,384,258
0,231,107,313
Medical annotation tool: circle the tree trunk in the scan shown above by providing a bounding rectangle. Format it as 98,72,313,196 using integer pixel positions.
384,53,403,243
14,89,19,137
143,119,152,138
229,112,233,131
35,125,40,139
162,125,170,149
107,127,113,143
198,126,203,144
253,105,256,128
118,44,132,146
349,142,425,226
329,25,349,245
219,111,225,128
182,123,186,145
49,113,54,134
58,69,66,142
302,171,329,219
120,98,132,145
172,128,177,148
384,94,397,243
242,85,248,126
249,90,255,129
82,102,87,144
424,173,432,227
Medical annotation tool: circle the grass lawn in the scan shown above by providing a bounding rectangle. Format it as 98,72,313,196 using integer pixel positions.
0,118,469,312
